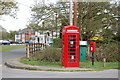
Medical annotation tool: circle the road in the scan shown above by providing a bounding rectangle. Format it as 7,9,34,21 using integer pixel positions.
1,48,119,78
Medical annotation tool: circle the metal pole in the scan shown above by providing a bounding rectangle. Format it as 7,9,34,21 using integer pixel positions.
73,0,77,26
92,52,94,65
70,0,73,25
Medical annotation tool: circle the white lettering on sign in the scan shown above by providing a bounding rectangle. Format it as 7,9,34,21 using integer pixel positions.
67,30,78,32
91,47,93,51
70,41,74,44
71,56,74,59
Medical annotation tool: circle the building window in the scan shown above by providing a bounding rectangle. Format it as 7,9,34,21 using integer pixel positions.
16,35,19,38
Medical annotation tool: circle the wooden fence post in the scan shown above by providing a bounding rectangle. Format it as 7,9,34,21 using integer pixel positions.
42,44,43,50
26,43,46,58
32,43,34,54
39,43,41,51
26,44,30,58
103,58,106,67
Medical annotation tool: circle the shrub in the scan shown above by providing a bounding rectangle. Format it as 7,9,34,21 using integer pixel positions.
53,38,62,48
95,41,119,62
30,47,62,62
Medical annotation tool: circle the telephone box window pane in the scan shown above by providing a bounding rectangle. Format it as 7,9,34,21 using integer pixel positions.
73,60,76,62
69,42,76,45
69,46,76,48
69,60,72,63
70,56,76,59
69,53,75,55
69,49,76,51
69,39,76,41
68,35,76,37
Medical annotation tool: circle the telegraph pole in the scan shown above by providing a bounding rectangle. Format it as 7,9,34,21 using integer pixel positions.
56,12,58,38
73,0,77,26
70,0,77,26
70,0,73,25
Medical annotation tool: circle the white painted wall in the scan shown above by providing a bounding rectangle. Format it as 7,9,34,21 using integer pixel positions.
15,34,21,42
35,34,52,45
22,34,25,43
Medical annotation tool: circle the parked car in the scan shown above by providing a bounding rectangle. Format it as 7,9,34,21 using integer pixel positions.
8,40,13,44
16,41,22,44
25,40,33,43
2,40,10,45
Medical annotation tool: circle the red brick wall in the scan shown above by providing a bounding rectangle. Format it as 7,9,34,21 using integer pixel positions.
25,34,35,41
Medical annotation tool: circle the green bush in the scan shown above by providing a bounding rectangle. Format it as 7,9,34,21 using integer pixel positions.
94,41,119,62
53,38,62,48
30,47,62,62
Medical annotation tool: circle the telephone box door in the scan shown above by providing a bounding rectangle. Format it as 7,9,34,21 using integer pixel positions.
65,34,80,67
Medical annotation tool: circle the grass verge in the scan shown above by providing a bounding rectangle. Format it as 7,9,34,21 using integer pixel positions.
20,58,120,70
20,58,63,67
1,45,26,52
80,61,120,70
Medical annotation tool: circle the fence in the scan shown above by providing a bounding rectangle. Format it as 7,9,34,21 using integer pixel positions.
26,43,46,58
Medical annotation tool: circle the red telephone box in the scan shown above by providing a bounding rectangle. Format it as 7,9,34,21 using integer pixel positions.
90,42,96,52
62,25,80,67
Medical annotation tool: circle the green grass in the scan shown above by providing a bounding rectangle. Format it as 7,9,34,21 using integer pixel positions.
0,45,26,52
80,61,120,70
20,58,120,70
20,58,63,67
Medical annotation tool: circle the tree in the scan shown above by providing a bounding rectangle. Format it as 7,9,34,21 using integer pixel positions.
30,1,70,38
0,26,7,40
29,0,119,61
7,31,17,40
77,2,118,41
0,0,18,18
30,1,118,40
0,31,8,40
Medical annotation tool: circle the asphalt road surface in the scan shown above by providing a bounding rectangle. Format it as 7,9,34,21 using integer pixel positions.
1,48,119,78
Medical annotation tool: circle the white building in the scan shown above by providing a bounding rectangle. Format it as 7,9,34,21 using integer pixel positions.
15,27,59,44
35,31,53,45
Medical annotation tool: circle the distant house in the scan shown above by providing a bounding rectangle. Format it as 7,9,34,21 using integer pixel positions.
15,27,59,44
15,27,35,43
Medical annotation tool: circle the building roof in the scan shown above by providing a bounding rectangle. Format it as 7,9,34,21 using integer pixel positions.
15,27,35,35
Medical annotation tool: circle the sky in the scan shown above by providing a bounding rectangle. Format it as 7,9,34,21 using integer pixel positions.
0,0,56,32
0,0,34,32
0,0,118,32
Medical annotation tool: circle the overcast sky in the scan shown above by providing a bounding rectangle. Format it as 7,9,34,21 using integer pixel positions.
0,0,56,32
0,0,33,32
0,0,118,32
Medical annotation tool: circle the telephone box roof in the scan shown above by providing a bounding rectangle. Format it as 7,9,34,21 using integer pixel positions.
62,25,80,33
62,25,79,30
